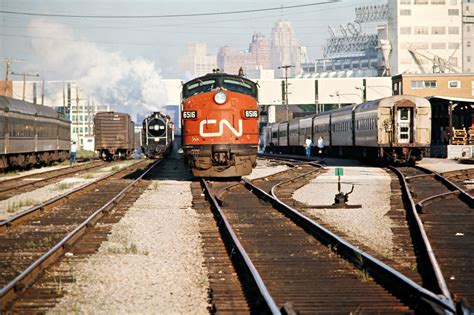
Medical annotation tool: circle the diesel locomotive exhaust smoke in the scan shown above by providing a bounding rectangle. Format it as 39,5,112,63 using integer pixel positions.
28,19,167,119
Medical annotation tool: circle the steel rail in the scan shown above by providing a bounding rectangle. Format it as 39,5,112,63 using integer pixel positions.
200,179,281,315
416,191,460,213
388,166,456,313
415,165,473,207
0,160,147,231
0,160,160,310
0,161,102,192
241,171,456,314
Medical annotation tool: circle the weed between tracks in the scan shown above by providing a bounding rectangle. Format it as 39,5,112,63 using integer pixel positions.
106,242,149,255
25,236,52,248
111,165,120,172
356,269,371,282
0,170,19,178
56,182,74,190
6,199,37,212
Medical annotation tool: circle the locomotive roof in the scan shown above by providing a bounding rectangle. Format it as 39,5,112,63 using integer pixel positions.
0,96,62,119
186,72,256,85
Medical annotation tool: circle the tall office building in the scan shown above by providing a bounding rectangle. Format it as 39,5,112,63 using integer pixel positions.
178,43,217,77
217,33,272,74
271,19,302,77
463,1,474,73
249,33,272,70
387,0,463,75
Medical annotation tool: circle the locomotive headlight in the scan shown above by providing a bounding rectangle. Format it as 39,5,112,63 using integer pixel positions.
214,91,227,104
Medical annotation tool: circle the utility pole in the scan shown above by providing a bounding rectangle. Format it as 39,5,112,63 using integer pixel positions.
278,65,294,121
3,58,24,96
11,71,39,100
41,79,45,105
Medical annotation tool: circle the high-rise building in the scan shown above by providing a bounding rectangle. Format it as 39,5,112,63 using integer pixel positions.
271,19,302,77
217,33,272,75
463,1,474,73
387,0,463,75
249,33,272,70
178,43,217,77
217,46,254,75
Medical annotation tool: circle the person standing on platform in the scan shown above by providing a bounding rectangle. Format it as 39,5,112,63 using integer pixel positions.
317,136,324,157
305,136,313,157
70,141,77,166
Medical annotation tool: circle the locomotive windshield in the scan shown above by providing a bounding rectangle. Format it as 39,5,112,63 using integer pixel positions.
182,73,257,99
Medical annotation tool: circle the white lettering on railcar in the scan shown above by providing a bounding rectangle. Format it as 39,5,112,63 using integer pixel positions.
199,119,243,137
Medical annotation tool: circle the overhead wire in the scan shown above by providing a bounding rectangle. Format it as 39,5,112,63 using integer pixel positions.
0,1,340,19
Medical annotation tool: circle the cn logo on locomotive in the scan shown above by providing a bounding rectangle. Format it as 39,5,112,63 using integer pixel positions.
199,119,243,137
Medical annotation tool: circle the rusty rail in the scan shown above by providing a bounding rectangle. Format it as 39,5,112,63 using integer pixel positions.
0,160,160,310
415,165,474,207
200,179,281,315
388,166,456,313
242,172,456,314
0,160,146,231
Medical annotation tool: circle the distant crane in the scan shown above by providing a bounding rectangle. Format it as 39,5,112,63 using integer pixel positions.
408,46,461,74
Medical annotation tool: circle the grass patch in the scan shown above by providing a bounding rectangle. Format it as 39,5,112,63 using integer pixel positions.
110,165,120,172
7,199,37,212
0,170,19,178
77,150,98,159
56,182,74,190
357,269,371,282
106,242,141,255
152,181,160,190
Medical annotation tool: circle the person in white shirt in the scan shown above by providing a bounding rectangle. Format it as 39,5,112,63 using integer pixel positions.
70,142,77,166
304,136,313,157
317,136,324,157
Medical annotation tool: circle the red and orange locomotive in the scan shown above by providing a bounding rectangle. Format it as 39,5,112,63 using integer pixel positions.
181,72,259,177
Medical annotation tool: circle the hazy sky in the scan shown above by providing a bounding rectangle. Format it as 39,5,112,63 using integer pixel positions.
0,0,383,115
1,0,383,79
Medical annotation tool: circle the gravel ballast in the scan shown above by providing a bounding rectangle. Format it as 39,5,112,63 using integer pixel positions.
49,179,208,314
293,166,395,257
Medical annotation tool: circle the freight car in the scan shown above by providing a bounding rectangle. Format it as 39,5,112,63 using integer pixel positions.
265,95,431,164
94,111,134,160
0,96,70,170
141,112,174,158
181,72,259,177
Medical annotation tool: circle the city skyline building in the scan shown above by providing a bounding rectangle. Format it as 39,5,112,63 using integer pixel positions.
178,42,217,77
217,33,272,75
271,19,303,77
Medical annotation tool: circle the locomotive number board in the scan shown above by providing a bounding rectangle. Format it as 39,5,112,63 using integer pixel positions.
182,111,197,119
244,110,259,118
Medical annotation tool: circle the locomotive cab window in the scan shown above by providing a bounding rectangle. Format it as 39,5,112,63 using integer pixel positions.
222,79,255,97
184,79,216,97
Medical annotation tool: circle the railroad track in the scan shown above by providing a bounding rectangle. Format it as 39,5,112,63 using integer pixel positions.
391,165,474,311
0,159,157,311
0,161,106,201
197,161,452,314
